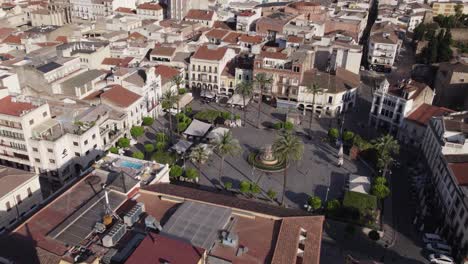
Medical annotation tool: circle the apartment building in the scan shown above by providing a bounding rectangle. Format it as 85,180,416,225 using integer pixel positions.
432,1,468,16
0,166,42,232
420,111,468,259
236,10,261,32
313,37,363,75
189,45,236,95
368,22,402,67
136,2,164,20
0,68,21,94
57,41,111,69
69,0,113,20
165,0,210,20
433,61,468,110
369,79,435,134
298,67,359,116
253,47,314,101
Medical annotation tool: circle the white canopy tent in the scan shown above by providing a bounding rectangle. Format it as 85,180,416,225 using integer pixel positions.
183,119,212,138
348,174,371,194
227,94,250,107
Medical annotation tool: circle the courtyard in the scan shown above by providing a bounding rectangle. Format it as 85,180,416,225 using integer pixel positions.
134,97,372,209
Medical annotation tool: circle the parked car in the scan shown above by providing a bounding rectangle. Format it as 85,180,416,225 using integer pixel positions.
426,243,452,255
429,253,454,264
423,233,446,244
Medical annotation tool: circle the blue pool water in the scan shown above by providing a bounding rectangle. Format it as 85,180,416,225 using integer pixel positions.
121,160,143,170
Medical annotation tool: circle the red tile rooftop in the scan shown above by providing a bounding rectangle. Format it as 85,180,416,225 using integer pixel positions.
185,9,215,21
115,7,134,13
101,85,141,108
126,234,205,264
449,162,468,186
192,45,229,61
406,103,454,126
0,95,38,117
205,28,230,40
154,65,180,83
239,34,263,44
137,2,163,10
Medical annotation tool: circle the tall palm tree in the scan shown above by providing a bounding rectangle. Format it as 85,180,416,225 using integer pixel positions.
254,73,272,129
304,83,323,137
371,134,400,178
273,131,304,207
162,90,178,139
189,145,211,176
171,75,183,134
236,81,253,125
212,131,241,181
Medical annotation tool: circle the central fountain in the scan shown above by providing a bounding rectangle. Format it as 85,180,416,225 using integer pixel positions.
248,144,286,172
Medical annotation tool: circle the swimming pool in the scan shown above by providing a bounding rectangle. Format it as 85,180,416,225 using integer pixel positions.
120,160,143,170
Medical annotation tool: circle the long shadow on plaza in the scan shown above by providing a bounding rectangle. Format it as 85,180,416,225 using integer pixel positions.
145,131,156,141
285,190,310,208
324,220,426,264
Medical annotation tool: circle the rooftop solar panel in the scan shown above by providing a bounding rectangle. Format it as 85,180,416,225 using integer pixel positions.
48,191,126,246
36,62,62,73
161,201,232,250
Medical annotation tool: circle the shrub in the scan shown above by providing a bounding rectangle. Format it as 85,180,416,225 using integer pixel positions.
152,151,176,165
185,168,198,180
132,151,144,160
130,126,145,138
239,181,251,194
368,230,380,241
224,181,233,190
194,110,220,123
308,195,322,211
353,135,372,150
144,143,155,153
221,111,231,120
156,132,168,143
250,183,261,194
178,88,187,95
109,146,119,154
142,116,154,126
343,131,355,142
374,176,387,185
178,122,189,133
273,122,283,130
371,184,390,200
184,106,192,115
234,114,241,120
155,141,167,152
284,121,294,130
326,199,341,212
343,191,377,216
328,128,339,141
117,137,130,148
169,165,183,178
267,189,277,200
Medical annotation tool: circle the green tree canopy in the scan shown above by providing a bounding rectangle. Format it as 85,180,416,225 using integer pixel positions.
109,146,119,154
185,168,199,180
142,116,154,126
144,143,155,153
371,184,390,200
239,181,251,194
130,126,144,138
132,151,144,160
117,137,130,148
224,181,233,190
308,196,322,211
169,165,183,178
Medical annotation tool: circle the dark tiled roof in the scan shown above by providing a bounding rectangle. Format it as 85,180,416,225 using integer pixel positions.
142,183,314,217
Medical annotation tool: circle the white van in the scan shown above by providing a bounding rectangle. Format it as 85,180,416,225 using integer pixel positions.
423,233,445,244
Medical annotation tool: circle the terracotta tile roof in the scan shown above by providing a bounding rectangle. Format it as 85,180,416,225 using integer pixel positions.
137,2,163,10
128,31,146,41
115,7,134,13
0,28,14,40
150,45,176,57
192,45,228,61
205,28,230,40
406,104,454,126
36,42,61,47
185,9,214,21
287,35,304,43
449,163,468,186
222,32,242,44
101,57,133,67
271,216,324,264
2,34,22,45
260,51,288,60
0,166,36,197
142,183,314,217
126,234,205,264
213,20,232,30
55,35,68,43
0,96,38,116
154,65,180,84
239,34,263,44
302,68,360,93
101,85,141,108
238,10,256,16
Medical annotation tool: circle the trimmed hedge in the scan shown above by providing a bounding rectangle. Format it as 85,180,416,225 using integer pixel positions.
343,191,377,215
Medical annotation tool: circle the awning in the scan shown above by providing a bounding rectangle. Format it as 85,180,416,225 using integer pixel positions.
183,119,212,138
171,140,193,154
348,175,371,194
227,94,250,106
201,90,216,99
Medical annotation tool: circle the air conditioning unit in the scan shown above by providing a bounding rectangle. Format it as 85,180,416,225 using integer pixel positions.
123,202,145,227
102,222,126,247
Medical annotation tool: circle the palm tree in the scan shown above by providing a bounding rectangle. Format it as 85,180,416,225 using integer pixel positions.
236,81,253,125
189,145,211,176
162,90,178,139
273,131,304,206
371,134,400,178
254,73,272,129
304,83,323,138
212,131,241,181
171,75,183,134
